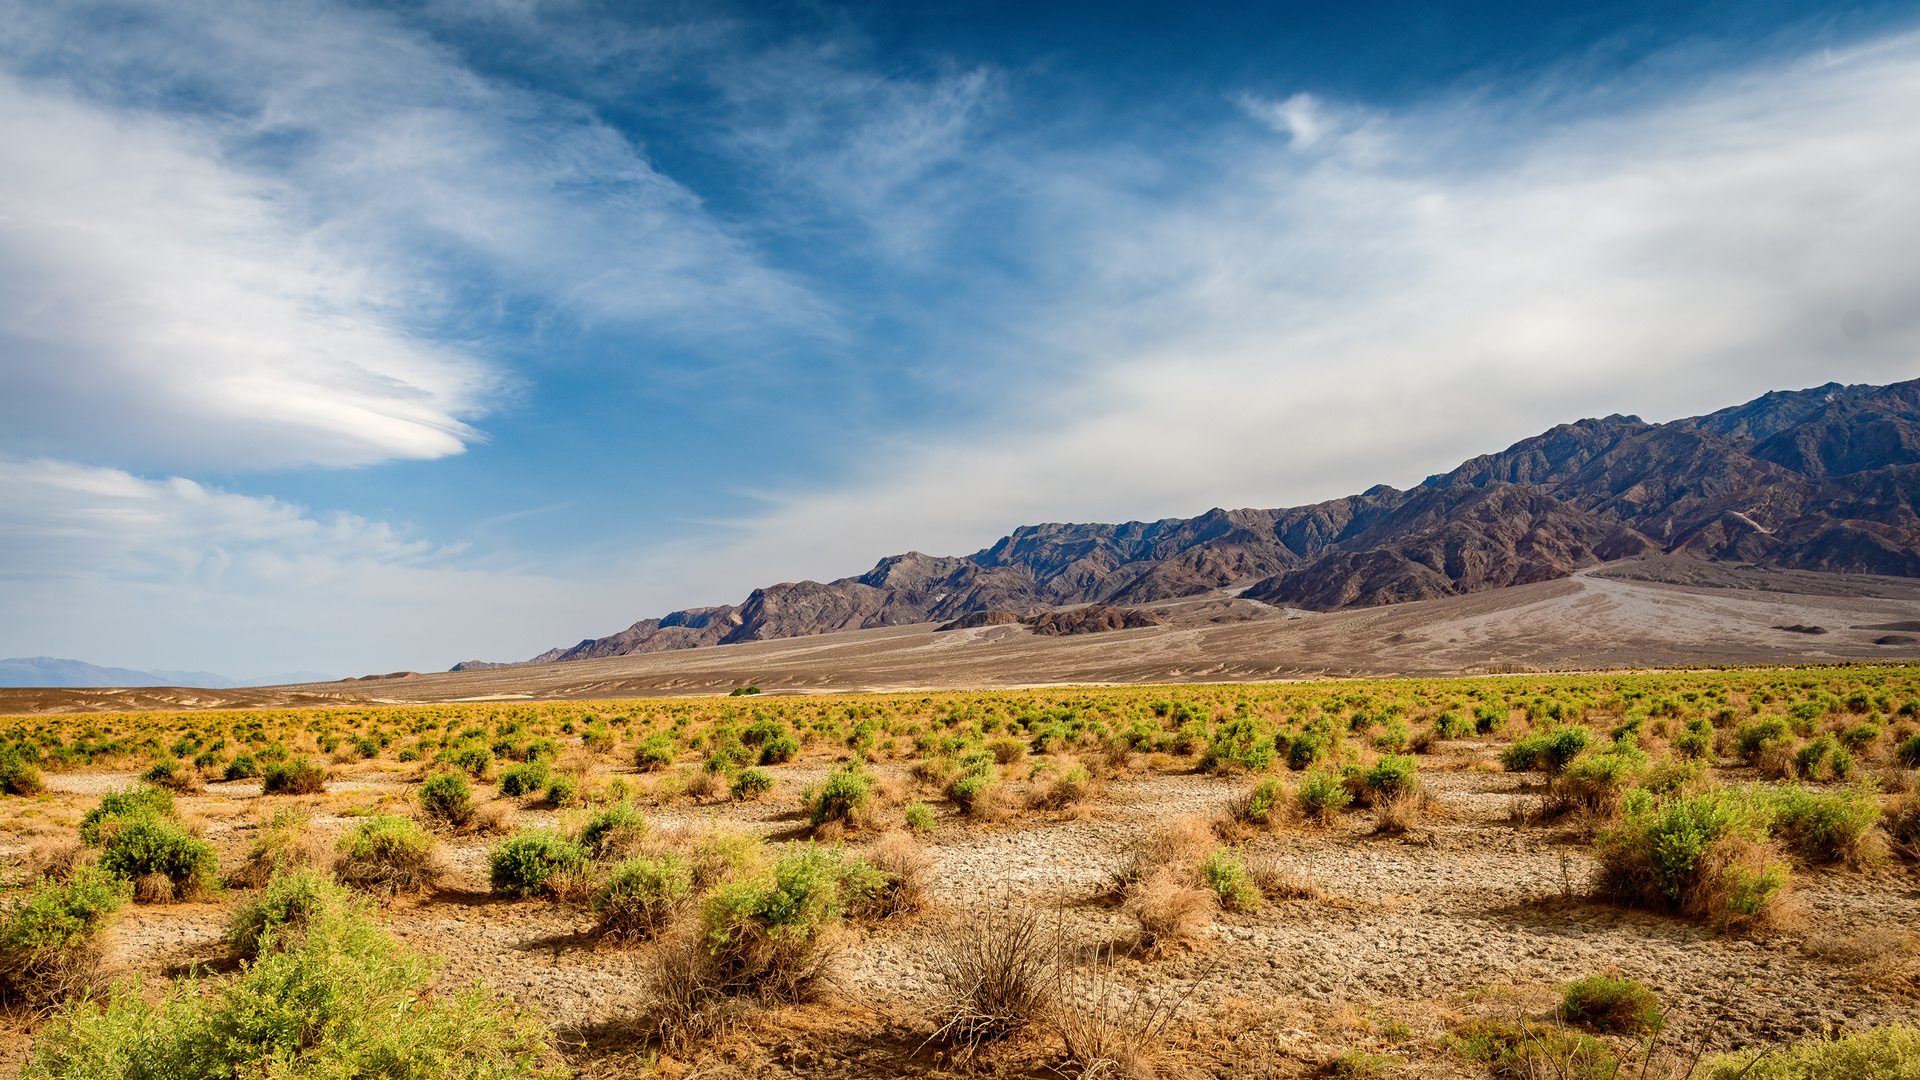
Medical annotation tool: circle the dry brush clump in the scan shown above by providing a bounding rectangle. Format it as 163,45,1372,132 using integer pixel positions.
228,807,332,890
928,903,1064,1060
334,815,443,897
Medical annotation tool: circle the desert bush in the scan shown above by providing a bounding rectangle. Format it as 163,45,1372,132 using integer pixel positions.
543,774,581,808
1733,717,1794,764
803,764,874,828
1769,784,1882,865
988,737,1028,766
1352,754,1419,806
946,769,1002,818
1500,726,1593,777
1225,777,1287,827
579,801,649,861
1897,734,1920,769
416,771,473,828
696,845,876,999
0,748,45,795
1123,867,1215,950
96,815,218,903
758,733,800,765
592,854,691,943
222,754,261,781
488,829,590,899
928,904,1062,1056
1296,768,1353,824
1199,717,1277,774
1287,720,1338,769
1885,793,1920,852
1594,787,1791,928
1199,847,1260,912
438,742,495,781
858,831,932,919
139,759,203,794
228,808,329,890
1557,745,1649,816
904,801,936,834
1451,1018,1620,1080
22,903,562,1080
1109,817,1215,893
1561,975,1663,1035
335,815,441,896
1673,717,1714,760
227,869,359,960
0,866,130,1009
1699,1024,1920,1079
79,786,176,845
730,768,775,801
261,758,327,795
1030,765,1096,812
497,760,551,797
1432,709,1475,740
634,734,678,772
682,828,768,891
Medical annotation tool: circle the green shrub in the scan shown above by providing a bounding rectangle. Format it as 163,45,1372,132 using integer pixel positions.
1287,721,1338,770
696,845,881,998
335,816,440,896
947,770,999,814
730,768,775,801
439,742,494,780
1432,710,1474,739
633,734,678,772
1733,717,1793,763
1769,784,1881,865
140,759,202,793
227,869,358,960
497,760,551,797
0,748,45,795
79,786,176,845
1673,717,1713,760
1897,733,1920,768
759,733,801,765
1500,726,1593,776
1232,777,1287,824
1200,718,1277,773
222,754,261,781
0,866,130,1008
1559,746,1648,814
261,758,327,795
1452,1019,1619,1079
1296,769,1352,823
1200,848,1260,912
543,774,580,808
488,830,589,898
1372,720,1410,753
1562,975,1662,1035
1363,755,1419,801
803,764,873,827
96,816,219,902
1700,1024,1920,1079
1594,787,1789,927
592,855,691,942
416,771,473,827
904,801,936,834
577,802,648,862
22,903,562,1080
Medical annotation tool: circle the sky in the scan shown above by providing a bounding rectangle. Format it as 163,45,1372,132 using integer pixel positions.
3,0,1919,678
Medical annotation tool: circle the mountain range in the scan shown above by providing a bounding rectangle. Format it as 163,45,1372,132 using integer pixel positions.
457,378,1920,671
0,657,335,690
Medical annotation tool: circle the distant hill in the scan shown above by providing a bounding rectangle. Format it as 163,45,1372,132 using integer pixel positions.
458,378,1920,670
0,658,334,689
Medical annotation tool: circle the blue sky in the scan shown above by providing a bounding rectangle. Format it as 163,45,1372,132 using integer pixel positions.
2,0,1918,677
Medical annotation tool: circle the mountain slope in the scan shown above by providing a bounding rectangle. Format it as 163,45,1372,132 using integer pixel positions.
471,377,1920,669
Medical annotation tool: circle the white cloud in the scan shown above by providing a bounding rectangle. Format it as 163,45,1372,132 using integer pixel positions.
0,459,609,673
0,0,830,471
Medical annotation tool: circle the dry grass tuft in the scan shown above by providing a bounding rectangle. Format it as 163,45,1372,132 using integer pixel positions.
1122,868,1214,953
228,809,332,890
684,770,724,802
1247,856,1323,902
860,830,932,919
474,800,519,836
1109,818,1214,894
1371,791,1423,835
1054,943,1194,1080
23,839,96,885
928,903,1063,1060
133,873,177,904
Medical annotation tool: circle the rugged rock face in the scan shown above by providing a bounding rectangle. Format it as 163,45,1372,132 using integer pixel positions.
1023,606,1167,636
934,611,1022,632
470,378,1920,667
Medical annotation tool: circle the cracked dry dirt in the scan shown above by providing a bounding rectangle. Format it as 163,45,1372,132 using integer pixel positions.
10,745,1920,1079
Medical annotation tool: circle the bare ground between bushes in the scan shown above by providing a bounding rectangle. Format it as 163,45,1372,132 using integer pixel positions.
6,755,1920,1077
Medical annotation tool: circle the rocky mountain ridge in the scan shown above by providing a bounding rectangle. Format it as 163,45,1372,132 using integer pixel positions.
455,378,1920,670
